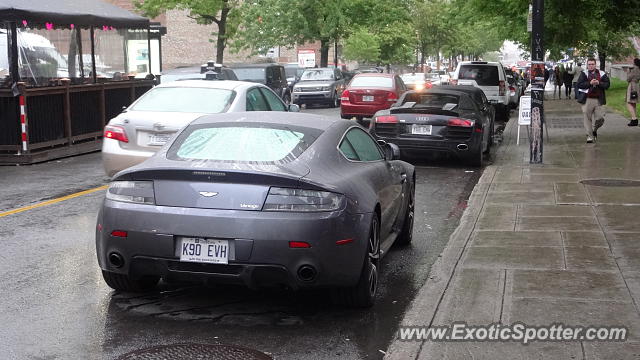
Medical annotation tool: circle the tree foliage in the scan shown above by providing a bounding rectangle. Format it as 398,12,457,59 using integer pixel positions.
134,0,240,63
342,28,380,64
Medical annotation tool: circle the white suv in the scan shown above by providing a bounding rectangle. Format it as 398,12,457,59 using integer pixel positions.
452,61,510,120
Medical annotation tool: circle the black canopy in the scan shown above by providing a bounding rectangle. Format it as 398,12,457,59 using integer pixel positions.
0,0,149,28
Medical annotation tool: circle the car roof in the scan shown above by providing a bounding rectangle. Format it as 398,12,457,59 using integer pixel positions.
436,85,484,95
303,67,334,71
458,61,502,66
191,111,342,131
228,63,282,68
154,80,256,90
353,73,394,78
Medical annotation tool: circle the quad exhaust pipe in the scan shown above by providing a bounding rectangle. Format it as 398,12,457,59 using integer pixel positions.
457,144,468,151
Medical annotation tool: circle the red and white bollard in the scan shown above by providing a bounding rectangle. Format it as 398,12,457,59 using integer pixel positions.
19,95,27,153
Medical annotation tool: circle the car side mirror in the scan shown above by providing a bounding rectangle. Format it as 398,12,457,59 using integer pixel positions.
288,104,300,112
379,141,401,160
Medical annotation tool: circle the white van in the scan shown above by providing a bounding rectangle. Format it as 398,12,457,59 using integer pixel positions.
452,61,510,121
0,29,71,81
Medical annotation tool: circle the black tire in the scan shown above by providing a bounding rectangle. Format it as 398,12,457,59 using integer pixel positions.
396,181,415,246
330,92,339,108
468,145,483,167
101,270,159,292
332,216,380,308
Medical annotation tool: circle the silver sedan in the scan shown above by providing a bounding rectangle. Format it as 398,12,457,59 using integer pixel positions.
102,80,298,176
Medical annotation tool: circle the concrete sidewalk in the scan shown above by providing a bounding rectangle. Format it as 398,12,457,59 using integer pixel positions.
386,97,640,359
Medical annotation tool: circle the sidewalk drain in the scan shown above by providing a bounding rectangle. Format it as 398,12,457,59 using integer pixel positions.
546,117,584,129
580,179,640,187
117,343,272,360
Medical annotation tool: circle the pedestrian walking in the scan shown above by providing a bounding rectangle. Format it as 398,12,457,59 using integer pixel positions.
571,62,583,99
563,65,573,98
577,58,610,143
553,65,563,99
625,58,640,126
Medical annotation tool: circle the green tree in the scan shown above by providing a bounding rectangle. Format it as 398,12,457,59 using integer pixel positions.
134,0,239,64
342,28,380,64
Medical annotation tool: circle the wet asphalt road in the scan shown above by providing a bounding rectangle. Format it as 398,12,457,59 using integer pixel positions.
0,106,498,359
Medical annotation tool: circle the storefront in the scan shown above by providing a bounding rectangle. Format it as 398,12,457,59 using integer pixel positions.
0,0,156,164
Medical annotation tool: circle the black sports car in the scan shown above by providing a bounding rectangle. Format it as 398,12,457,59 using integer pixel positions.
369,89,493,166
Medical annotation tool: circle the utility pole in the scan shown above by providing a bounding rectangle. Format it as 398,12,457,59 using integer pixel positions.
529,0,544,163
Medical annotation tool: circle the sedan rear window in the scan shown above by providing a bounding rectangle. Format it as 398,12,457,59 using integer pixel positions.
458,65,499,86
403,93,459,110
349,76,393,88
168,124,321,163
131,87,235,113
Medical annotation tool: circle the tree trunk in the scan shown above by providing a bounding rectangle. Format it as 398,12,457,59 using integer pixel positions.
215,1,231,64
320,38,330,67
599,52,606,71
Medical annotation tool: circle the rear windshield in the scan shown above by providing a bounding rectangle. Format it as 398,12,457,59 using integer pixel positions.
400,73,425,83
349,76,393,88
458,65,499,86
167,123,321,163
130,87,235,113
300,69,334,81
403,93,459,110
233,68,266,83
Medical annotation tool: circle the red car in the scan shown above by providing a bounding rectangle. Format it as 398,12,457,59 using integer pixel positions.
340,73,407,122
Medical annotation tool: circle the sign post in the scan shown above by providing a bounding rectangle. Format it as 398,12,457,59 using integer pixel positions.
529,0,544,163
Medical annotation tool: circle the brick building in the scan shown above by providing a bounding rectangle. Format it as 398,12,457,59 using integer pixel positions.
105,0,338,70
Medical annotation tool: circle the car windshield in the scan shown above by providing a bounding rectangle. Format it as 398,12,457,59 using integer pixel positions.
349,76,393,88
300,69,334,81
168,124,321,163
130,87,235,113
400,73,425,83
458,65,499,86
285,67,304,78
233,68,266,83
403,93,459,110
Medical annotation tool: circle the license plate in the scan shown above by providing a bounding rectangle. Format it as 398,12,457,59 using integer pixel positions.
363,95,374,102
412,124,432,135
179,237,229,264
148,134,171,146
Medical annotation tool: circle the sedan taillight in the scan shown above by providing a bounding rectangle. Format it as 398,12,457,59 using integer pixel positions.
263,187,344,212
499,80,506,96
375,115,399,123
340,90,350,101
104,125,129,143
106,181,155,205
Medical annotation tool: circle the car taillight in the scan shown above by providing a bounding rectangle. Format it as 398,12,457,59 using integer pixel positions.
450,79,458,85
499,80,506,96
106,181,155,205
375,115,399,123
425,81,433,89
509,86,516,96
340,89,350,101
447,118,473,127
104,125,129,143
263,187,344,212
387,91,398,102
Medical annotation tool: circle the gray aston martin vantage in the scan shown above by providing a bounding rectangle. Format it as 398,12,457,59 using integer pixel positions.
96,112,415,307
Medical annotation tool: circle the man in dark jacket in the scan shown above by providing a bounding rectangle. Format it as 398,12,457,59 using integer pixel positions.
577,58,610,143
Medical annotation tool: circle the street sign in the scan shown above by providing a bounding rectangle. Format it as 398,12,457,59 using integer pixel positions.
297,49,316,68
518,96,531,125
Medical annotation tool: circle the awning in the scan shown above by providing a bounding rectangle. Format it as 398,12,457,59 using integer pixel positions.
0,0,149,28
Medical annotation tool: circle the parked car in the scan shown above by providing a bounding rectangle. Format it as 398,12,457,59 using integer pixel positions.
436,70,451,85
283,62,305,92
506,73,521,109
426,72,442,86
504,68,525,96
370,88,492,166
451,61,510,121
96,111,415,308
292,67,346,107
436,85,495,147
229,63,291,104
340,73,407,122
400,73,430,91
160,64,238,83
102,80,299,176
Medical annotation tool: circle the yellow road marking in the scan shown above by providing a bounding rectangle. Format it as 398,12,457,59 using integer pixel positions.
0,185,108,218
